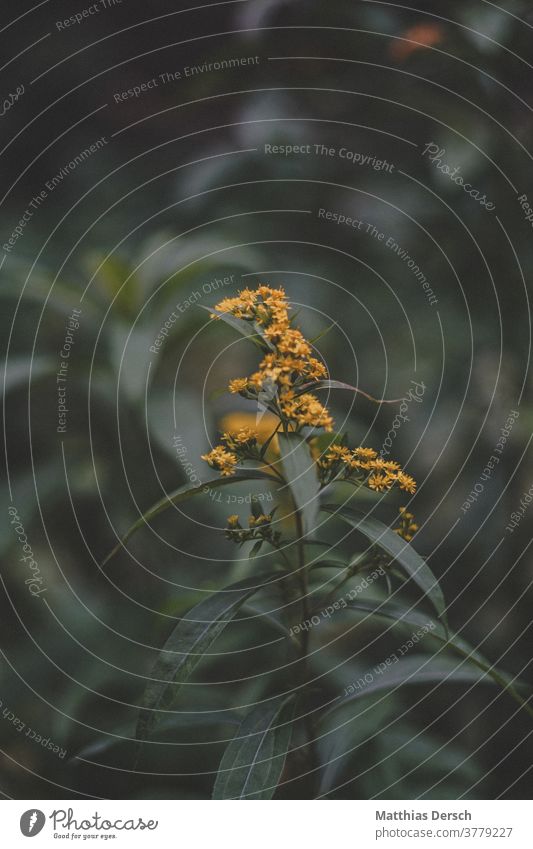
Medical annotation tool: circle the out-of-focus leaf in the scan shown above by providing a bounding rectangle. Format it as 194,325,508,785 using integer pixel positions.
297,379,402,405
89,253,141,318
343,598,532,713
343,599,477,660
323,506,446,625
102,471,276,567
324,654,492,721
278,432,320,538
200,305,267,350
212,695,295,799
77,713,240,761
110,321,157,404
136,571,284,744
2,356,54,396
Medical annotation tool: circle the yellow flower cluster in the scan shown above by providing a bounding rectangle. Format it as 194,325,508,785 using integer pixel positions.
317,444,417,494
224,512,281,546
220,426,257,452
394,507,419,541
213,285,332,432
201,427,259,477
201,445,238,477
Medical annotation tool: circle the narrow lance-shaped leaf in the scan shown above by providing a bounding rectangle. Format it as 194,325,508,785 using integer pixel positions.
278,432,320,538
342,599,476,660
296,379,402,404
102,471,276,567
136,571,283,744
322,505,446,626
342,598,533,717
323,654,491,721
200,306,270,350
213,695,296,799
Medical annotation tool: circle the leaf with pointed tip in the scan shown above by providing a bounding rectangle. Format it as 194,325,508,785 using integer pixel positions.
323,506,446,626
278,433,320,538
323,654,491,721
212,695,296,799
102,471,275,567
200,306,268,350
309,322,336,345
136,571,284,744
342,598,531,708
296,379,402,404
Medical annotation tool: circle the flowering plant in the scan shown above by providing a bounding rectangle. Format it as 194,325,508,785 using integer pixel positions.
105,285,532,799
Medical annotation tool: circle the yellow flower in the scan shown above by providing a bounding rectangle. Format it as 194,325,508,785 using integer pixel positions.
281,392,333,432
227,514,240,528
212,285,333,432
220,412,278,441
222,427,258,450
248,513,272,527
229,378,248,394
395,507,419,541
263,320,291,344
352,447,378,460
382,461,401,472
201,446,238,476
397,472,417,493
368,473,395,492
325,444,352,464
305,357,328,380
275,328,311,357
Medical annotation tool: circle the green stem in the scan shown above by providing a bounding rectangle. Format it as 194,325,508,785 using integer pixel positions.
263,459,284,483
294,509,310,657
293,507,319,792
270,540,293,572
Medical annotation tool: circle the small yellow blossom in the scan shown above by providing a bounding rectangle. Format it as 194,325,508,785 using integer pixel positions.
394,507,419,541
248,513,272,528
281,392,333,432
368,473,395,492
325,444,352,463
201,446,238,476
352,447,378,460
229,378,248,394
222,427,257,450
397,472,417,493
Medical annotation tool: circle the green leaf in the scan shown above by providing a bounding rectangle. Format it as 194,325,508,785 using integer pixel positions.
278,433,320,537
78,713,240,760
323,654,491,721
296,379,402,405
342,598,533,714
342,598,478,659
2,355,55,396
200,306,268,350
136,571,283,744
323,505,446,625
309,431,344,458
309,322,336,345
102,471,276,567
212,695,296,799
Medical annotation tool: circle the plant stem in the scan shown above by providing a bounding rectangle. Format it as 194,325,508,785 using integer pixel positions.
262,459,284,483
294,509,310,655
270,540,293,572
293,507,319,794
